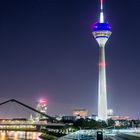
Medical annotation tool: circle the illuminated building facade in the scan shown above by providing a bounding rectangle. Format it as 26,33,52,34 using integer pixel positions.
107,109,113,115
36,99,48,120
92,0,112,121
73,109,88,118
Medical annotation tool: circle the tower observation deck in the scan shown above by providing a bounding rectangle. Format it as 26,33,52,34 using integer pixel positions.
92,0,112,121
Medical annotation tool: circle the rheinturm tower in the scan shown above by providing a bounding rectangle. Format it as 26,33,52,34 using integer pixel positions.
92,0,112,121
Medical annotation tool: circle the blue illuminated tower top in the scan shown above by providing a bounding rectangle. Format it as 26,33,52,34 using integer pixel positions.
93,22,111,32
92,0,112,46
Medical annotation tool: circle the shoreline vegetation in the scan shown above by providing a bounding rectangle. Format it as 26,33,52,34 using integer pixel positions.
39,133,57,140
39,130,67,140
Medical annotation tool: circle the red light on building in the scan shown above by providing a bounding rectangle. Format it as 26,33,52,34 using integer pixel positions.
39,99,48,105
99,61,106,67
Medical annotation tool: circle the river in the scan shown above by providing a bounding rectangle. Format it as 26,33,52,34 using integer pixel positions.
0,131,42,140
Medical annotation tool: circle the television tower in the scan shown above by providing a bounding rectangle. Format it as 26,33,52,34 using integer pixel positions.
92,0,112,121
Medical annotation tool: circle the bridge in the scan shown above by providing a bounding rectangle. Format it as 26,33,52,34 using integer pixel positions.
1,99,140,140
0,99,65,131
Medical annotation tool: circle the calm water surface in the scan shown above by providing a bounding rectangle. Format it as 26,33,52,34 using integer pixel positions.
0,131,42,140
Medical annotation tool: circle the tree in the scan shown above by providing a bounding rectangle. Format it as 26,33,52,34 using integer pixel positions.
73,118,108,129
107,119,115,127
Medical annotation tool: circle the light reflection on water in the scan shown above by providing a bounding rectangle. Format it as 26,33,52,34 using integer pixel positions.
0,131,42,140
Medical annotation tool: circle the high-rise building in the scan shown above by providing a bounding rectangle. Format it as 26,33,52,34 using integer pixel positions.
36,99,48,120
107,109,114,118
92,0,112,121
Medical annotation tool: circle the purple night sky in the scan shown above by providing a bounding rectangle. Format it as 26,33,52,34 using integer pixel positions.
0,0,140,118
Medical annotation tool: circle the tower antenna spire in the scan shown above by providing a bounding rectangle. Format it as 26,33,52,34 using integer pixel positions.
101,0,103,10
100,0,104,23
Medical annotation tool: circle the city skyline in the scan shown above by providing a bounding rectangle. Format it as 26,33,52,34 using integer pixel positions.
0,0,140,118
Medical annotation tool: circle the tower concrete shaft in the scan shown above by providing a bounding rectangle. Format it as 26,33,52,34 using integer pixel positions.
92,24,111,121
98,44,107,121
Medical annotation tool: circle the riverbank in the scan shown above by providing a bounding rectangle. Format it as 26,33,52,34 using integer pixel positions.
39,133,57,140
